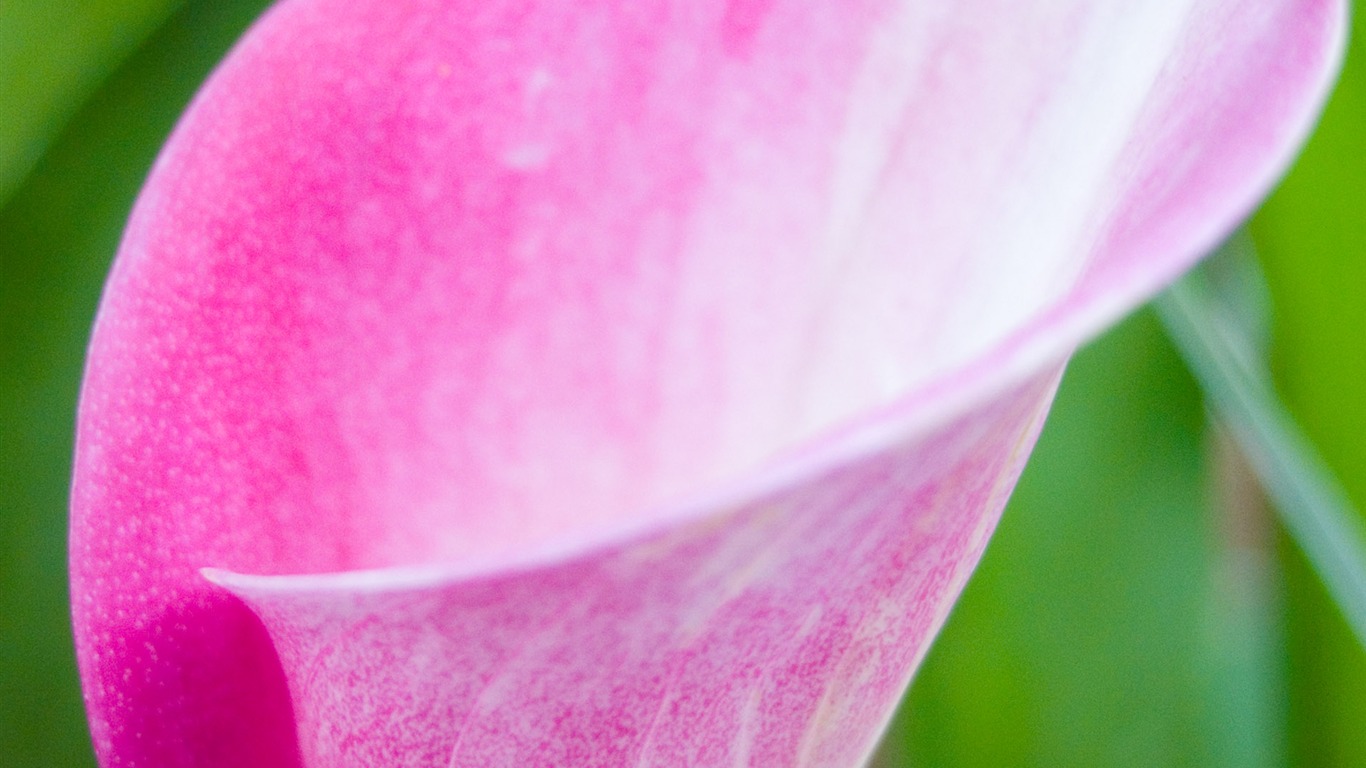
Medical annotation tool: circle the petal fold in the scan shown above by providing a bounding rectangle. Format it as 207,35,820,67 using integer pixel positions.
207,372,1058,767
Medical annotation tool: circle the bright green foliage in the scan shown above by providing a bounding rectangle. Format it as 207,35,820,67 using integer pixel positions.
1252,7,1366,767
0,0,183,206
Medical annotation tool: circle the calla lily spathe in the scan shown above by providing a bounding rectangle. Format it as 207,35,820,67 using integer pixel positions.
71,0,1343,766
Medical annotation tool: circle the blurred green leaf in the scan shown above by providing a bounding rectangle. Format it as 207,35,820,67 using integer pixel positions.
1250,4,1366,767
0,0,183,206
0,1,271,763
1158,242,1366,652
880,307,1285,768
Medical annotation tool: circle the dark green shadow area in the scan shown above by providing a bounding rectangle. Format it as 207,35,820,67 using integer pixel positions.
0,1,271,763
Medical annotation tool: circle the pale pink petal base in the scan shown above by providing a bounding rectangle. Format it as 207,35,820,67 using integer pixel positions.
208,371,1058,767
70,0,1343,766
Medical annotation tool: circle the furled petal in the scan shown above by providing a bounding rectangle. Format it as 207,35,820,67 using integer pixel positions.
206,371,1059,766
70,1,1342,766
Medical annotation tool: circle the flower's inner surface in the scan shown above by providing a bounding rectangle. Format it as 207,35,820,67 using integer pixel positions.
115,0,1225,574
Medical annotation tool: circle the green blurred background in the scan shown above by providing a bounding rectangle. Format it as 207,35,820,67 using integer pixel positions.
1,2,1362,765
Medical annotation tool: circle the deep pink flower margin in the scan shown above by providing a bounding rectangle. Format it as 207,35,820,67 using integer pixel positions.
71,1,1343,766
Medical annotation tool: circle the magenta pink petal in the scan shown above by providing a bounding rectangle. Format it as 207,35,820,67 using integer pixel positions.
206,371,1058,766
71,0,1343,766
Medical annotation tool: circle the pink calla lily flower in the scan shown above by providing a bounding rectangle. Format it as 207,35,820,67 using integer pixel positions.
71,1,1343,766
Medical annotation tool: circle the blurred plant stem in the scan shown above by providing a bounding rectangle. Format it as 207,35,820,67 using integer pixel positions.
1204,424,1285,767
1248,6,1366,760
1157,239,1366,652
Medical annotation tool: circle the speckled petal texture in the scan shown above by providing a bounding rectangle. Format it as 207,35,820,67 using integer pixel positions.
70,0,1342,766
